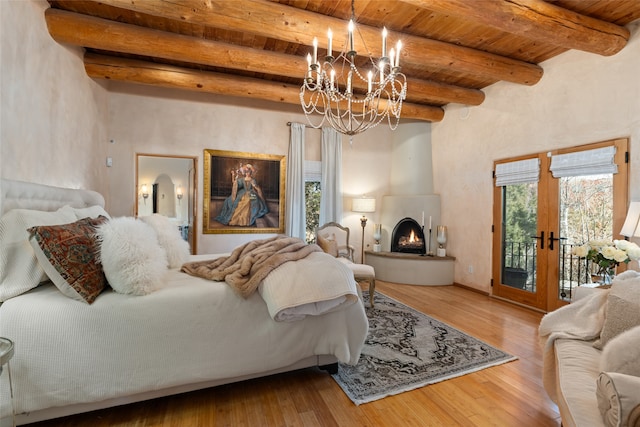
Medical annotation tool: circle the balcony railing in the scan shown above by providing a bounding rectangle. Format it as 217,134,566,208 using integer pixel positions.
503,241,598,300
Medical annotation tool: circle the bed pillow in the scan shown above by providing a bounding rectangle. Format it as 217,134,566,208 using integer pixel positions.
317,233,338,257
0,207,77,301
96,217,168,295
594,277,640,350
28,216,108,304
69,205,111,220
139,214,190,268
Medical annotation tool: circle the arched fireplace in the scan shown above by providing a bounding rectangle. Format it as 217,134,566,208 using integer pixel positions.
391,217,426,255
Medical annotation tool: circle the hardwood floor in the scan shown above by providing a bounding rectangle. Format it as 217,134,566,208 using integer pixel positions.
28,282,561,427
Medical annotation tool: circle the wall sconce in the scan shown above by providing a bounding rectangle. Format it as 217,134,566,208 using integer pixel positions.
176,186,183,203
141,184,149,203
352,196,376,263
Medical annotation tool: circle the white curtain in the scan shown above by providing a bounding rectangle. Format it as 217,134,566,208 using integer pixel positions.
495,158,540,186
549,146,617,178
320,127,343,225
286,123,306,239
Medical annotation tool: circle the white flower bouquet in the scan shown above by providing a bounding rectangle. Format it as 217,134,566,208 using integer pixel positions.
572,239,640,282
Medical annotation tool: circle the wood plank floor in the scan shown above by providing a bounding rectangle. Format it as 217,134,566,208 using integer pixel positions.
28,282,561,427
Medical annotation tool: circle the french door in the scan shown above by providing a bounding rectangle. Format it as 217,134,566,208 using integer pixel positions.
492,138,628,312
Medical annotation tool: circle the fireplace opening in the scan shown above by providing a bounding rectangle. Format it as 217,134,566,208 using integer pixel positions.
391,217,426,255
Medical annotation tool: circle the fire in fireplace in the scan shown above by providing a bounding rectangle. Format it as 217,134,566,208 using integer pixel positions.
391,217,426,255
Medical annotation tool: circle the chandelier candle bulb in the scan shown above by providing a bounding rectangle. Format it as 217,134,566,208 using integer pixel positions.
312,37,318,65
382,27,387,57
330,69,335,90
327,29,332,58
396,40,402,67
390,48,395,71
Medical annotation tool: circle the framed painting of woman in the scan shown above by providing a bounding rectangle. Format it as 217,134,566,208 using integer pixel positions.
203,149,286,234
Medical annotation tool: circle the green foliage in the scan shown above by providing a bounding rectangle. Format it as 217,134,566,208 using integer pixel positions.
504,183,538,244
305,181,321,243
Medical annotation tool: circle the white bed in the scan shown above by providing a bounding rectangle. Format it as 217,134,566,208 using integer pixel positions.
0,179,368,425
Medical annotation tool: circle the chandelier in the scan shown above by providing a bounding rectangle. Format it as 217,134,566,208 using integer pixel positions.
300,2,407,136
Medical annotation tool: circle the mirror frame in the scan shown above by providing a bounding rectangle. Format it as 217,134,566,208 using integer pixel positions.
135,153,198,254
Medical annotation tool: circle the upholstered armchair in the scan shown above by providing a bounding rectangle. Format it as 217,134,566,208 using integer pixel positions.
316,222,376,306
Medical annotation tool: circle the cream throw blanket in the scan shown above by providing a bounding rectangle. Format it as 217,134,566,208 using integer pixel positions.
538,288,610,403
181,235,322,298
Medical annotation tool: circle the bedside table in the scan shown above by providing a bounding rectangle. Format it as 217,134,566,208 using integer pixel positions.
0,337,15,427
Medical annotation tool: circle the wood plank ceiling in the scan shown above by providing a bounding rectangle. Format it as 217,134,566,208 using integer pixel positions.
45,0,640,123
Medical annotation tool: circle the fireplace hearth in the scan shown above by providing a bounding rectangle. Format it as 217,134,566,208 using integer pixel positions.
391,217,426,255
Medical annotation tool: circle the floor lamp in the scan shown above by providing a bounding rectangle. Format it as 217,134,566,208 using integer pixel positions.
352,196,376,264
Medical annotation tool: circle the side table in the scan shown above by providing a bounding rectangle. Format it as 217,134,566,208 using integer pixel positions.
0,338,15,427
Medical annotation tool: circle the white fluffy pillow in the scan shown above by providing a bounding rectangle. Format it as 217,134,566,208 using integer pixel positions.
0,207,77,301
96,217,168,295
139,214,190,268
601,325,640,377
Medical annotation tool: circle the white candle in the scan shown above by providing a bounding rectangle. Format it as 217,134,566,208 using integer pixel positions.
429,216,432,230
312,37,318,65
379,60,385,83
389,48,395,71
330,69,335,90
382,27,387,58
327,29,332,57
421,211,425,226
395,40,402,67
367,70,373,94
348,20,355,51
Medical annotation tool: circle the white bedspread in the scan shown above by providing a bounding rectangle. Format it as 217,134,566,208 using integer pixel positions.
259,251,359,322
0,256,368,419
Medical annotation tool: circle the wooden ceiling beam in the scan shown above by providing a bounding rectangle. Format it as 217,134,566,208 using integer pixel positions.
90,0,543,86
83,53,445,122
45,8,484,106
402,0,630,56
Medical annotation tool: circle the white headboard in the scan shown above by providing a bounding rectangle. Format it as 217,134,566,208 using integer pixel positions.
0,179,105,216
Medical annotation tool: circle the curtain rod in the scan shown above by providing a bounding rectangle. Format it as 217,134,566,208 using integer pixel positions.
286,121,321,129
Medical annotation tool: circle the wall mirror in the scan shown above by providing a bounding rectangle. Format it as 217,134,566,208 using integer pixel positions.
135,153,198,254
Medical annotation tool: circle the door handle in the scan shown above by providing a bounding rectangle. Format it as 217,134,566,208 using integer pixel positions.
548,231,566,251
531,231,544,249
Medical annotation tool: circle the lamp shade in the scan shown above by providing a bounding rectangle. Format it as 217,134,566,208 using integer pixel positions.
352,197,376,213
621,202,640,237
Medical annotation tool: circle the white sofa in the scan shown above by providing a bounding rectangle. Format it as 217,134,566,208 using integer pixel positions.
540,276,640,427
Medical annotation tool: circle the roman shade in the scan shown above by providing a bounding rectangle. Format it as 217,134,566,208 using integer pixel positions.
549,146,617,178
495,158,540,187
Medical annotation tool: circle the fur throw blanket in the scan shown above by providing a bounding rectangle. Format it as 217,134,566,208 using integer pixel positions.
181,236,322,298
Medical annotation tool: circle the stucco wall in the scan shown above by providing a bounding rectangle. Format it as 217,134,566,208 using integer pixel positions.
0,0,109,196
432,20,640,293
106,83,395,254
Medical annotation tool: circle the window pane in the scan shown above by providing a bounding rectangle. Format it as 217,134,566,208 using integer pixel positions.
501,183,538,292
305,181,321,243
558,174,613,300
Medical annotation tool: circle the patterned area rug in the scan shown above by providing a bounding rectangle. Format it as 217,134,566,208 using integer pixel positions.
332,291,517,405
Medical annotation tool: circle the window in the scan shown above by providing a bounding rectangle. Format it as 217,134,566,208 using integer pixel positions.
305,160,321,243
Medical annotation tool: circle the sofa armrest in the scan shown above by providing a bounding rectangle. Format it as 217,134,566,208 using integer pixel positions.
596,371,640,427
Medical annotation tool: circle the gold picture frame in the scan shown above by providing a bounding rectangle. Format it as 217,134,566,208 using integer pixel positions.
203,149,286,234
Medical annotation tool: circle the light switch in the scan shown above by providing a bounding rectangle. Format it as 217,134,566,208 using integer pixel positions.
106,157,113,167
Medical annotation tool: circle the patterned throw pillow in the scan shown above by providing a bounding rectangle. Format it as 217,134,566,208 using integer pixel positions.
28,216,109,304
